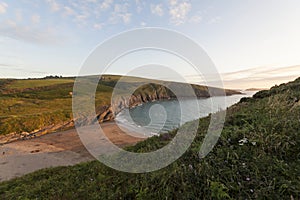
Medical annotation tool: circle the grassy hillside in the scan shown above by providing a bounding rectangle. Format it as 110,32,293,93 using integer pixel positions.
5,79,74,90
0,76,121,136
0,78,299,199
0,75,239,138
0,78,73,135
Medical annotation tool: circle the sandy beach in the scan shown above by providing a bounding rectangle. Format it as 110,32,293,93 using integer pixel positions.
0,122,145,182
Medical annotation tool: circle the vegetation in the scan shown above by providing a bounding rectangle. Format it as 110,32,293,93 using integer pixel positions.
5,79,74,90
0,75,238,137
0,78,299,199
0,76,118,136
0,78,73,135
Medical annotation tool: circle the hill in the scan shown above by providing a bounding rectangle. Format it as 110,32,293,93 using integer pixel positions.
245,88,268,91
0,75,240,143
0,78,299,199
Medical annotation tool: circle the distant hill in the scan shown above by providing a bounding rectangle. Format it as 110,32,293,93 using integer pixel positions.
245,88,268,91
1,78,299,199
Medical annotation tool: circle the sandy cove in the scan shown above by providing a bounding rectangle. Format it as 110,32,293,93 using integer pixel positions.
0,121,145,182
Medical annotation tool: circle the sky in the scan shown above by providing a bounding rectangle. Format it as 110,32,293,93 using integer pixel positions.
0,0,300,89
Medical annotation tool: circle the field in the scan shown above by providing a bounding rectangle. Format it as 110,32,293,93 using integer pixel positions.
0,78,299,199
0,77,115,136
5,79,74,90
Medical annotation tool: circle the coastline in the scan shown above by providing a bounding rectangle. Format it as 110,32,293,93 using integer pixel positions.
0,92,248,181
0,121,145,182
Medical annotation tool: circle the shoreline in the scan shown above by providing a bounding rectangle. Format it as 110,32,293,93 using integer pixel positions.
0,93,249,182
0,121,145,182
0,92,243,145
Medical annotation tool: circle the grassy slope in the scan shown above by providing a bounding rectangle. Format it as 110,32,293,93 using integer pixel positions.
0,77,115,135
0,78,299,199
6,79,74,89
0,78,74,135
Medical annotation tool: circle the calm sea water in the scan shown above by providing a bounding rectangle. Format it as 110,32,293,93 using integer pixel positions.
115,91,256,136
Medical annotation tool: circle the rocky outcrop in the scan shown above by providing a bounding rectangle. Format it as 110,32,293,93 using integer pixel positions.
0,120,74,144
95,83,241,124
96,105,114,123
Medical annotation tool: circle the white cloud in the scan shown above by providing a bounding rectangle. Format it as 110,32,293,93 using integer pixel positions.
122,13,131,24
140,21,146,26
73,10,90,27
114,3,127,13
151,4,164,17
109,3,132,24
169,1,191,25
64,6,76,16
168,0,177,6
189,15,202,24
0,2,8,14
93,23,103,30
46,0,60,12
0,64,47,75
15,9,23,22
0,20,64,45
220,65,300,89
76,14,89,22
19,0,40,9
208,16,221,24
100,0,113,10
135,0,144,13
31,14,40,24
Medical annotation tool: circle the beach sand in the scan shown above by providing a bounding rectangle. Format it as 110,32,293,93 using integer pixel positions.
0,122,145,182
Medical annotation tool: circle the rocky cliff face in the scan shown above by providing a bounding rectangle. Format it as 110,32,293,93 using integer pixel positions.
95,83,241,123
96,91,172,123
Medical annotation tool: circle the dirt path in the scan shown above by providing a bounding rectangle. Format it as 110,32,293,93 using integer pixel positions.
0,122,145,182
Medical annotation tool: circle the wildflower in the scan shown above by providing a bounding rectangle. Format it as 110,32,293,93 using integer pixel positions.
239,138,248,145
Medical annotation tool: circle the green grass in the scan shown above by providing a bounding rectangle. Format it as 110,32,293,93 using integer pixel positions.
0,78,299,199
0,77,115,135
5,79,74,90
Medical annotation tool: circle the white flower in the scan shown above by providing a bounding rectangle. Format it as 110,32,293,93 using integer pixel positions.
238,138,248,145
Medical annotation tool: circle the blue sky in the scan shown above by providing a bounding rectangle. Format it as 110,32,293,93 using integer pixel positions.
0,0,300,88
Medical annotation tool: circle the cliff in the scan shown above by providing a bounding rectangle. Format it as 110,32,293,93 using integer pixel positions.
0,75,241,143
95,80,241,123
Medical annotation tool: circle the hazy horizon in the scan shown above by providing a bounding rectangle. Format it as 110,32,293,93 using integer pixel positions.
1,64,299,90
